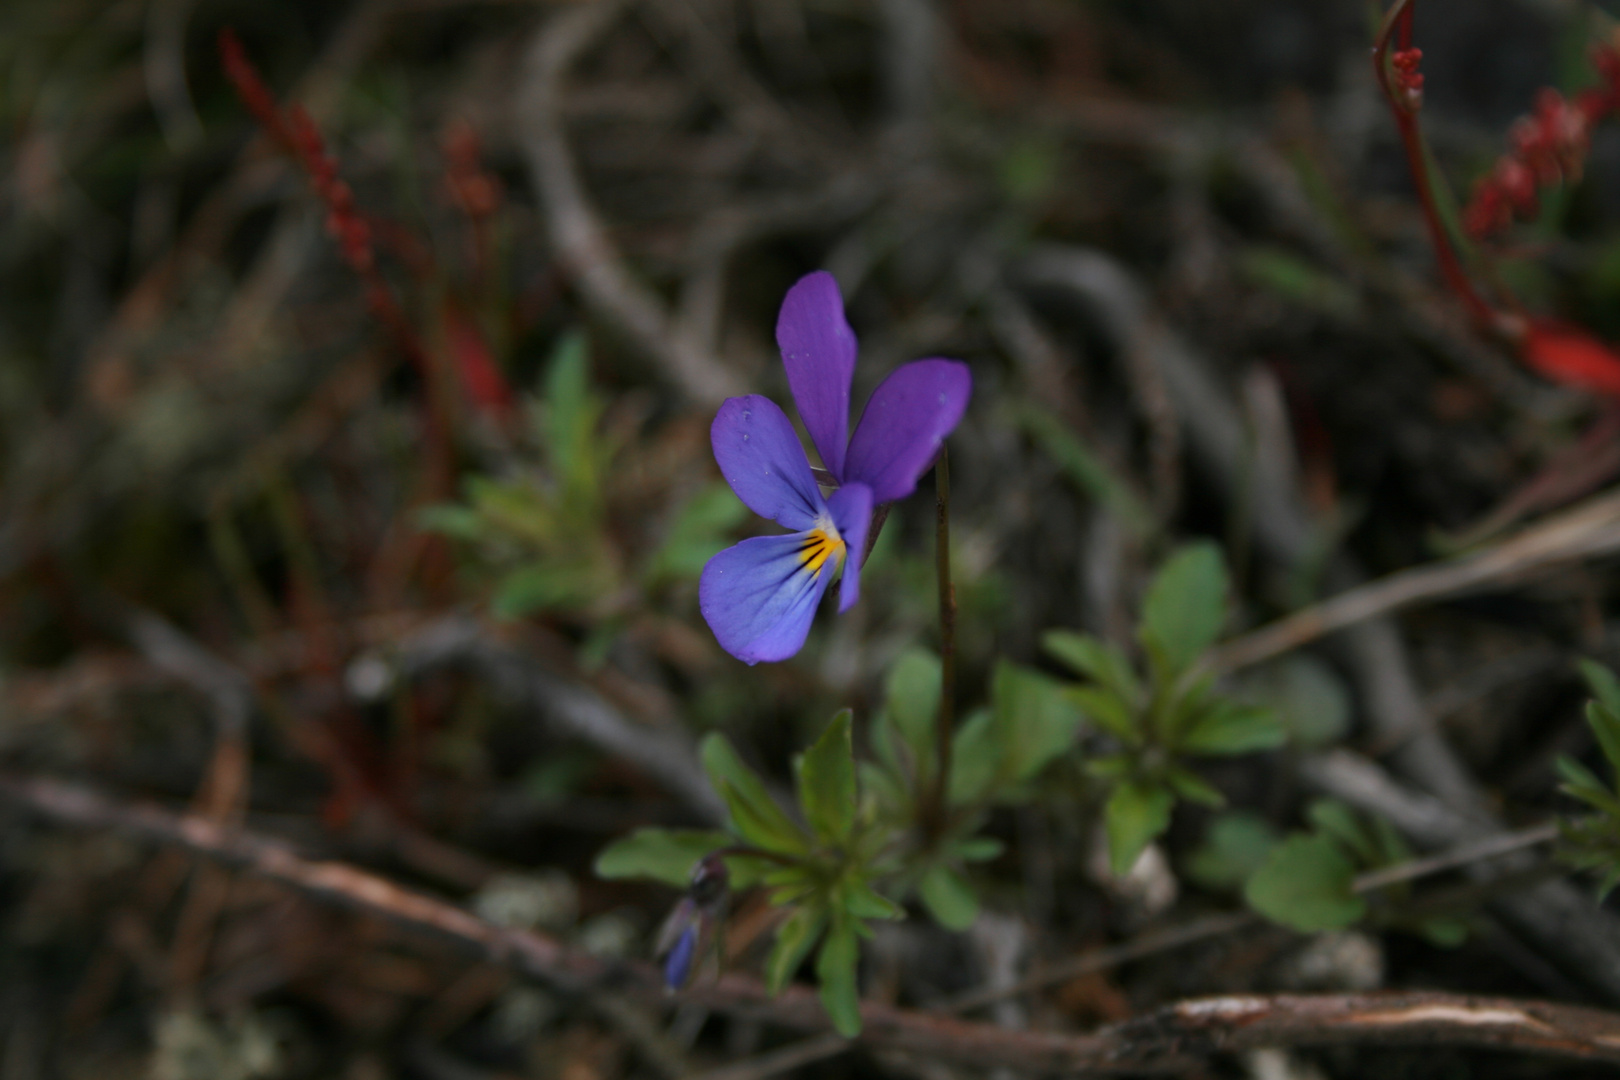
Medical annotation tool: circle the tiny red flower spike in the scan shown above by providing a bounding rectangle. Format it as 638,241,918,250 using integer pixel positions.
1391,47,1425,110
1464,43,1620,241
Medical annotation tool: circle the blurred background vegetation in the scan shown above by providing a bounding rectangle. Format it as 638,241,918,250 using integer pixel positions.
7,0,1620,1076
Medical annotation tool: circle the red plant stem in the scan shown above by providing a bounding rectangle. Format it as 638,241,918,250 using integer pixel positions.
1373,0,1507,333
219,29,456,498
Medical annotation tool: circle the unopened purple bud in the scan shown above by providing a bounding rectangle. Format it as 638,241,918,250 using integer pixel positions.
663,924,698,989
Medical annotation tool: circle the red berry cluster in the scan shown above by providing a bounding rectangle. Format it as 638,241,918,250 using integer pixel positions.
1391,47,1424,111
1463,45,1620,240
220,30,377,278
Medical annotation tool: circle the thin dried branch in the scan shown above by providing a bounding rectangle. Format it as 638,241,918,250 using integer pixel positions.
1208,486,1620,674
516,0,744,406
3,773,1620,1071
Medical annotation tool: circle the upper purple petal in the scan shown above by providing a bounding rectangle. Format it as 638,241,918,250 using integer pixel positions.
776,271,855,480
699,532,839,664
827,482,872,613
844,359,971,504
711,395,826,532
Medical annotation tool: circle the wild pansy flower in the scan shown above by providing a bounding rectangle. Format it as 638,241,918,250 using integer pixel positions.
700,271,971,664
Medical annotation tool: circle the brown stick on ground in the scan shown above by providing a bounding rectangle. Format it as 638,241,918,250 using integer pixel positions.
4,772,1620,1071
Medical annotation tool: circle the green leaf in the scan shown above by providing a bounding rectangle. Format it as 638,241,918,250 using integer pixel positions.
492,563,588,617
648,484,748,581
416,504,486,541
764,905,826,994
918,864,979,930
952,836,1005,862
992,662,1083,785
1180,701,1285,756
1244,833,1366,932
1587,698,1620,777
886,648,942,771
1139,542,1228,677
1185,812,1280,892
841,879,904,921
796,710,857,845
1164,765,1225,807
1084,754,1133,780
1420,917,1469,948
947,709,1001,806
1105,781,1174,878
1305,800,1379,866
1042,631,1142,705
593,829,734,887
701,734,808,854
1557,756,1620,813
816,917,863,1037
1579,659,1620,724
1064,686,1139,744
1239,245,1359,320
542,330,602,499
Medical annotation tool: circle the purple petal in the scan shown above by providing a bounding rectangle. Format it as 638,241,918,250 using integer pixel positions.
711,395,825,531
776,271,855,479
663,924,698,988
827,482,872,613
700,532,839,664
844,359,971,504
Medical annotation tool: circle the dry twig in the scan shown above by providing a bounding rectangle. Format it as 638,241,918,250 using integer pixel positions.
3,773,1619,1072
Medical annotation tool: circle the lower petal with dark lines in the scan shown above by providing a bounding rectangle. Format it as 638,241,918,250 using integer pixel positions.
699,531,840,664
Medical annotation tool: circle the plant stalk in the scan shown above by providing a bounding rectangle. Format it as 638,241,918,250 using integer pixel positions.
1372,0,1508,333
926,447,957,837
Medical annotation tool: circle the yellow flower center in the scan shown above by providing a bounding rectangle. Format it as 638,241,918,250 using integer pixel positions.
798,525,845,576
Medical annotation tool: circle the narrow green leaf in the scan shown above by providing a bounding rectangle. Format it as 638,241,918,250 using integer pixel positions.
797,710,857,845
918,864,979,930
1065,686,1139,744
1179,701,1285,756
1105,781,1174,877
992,662,1083,784
702,734,807,854
842,879,904,921
1041,631,1143,705
953,836,1005,862
543,331,601,498
1579,659,1620,723
886,648,942,771
1587,699,1620,777
1244,833,1365,932
816,918,863,1037
1139,542,1228,677
1305,800,1378,866
947,709,1001,806
1420,917,1468,948
1165,765,1225,807
593,829,733,887
764,905,826,994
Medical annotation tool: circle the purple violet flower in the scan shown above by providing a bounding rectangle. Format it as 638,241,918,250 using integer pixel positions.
699,271,971,664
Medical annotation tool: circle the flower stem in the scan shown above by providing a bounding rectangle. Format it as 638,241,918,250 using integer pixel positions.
1372,0,1512,334
926,446,957,837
